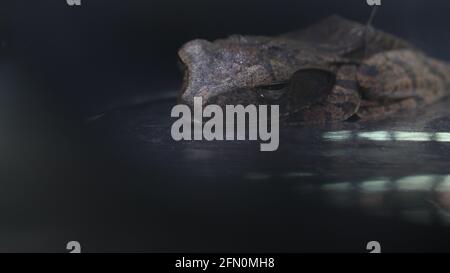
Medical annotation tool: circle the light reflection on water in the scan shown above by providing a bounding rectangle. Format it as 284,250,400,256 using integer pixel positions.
323,130,450,143
239,169,450,226
320,174,450,226
316,130,450,224
360,180,390,193
282,172,315,178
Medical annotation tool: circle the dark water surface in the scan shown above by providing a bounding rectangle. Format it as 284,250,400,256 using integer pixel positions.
3,58,450,252
73,94,450,252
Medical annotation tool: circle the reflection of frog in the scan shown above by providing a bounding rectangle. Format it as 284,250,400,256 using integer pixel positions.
178,15,450,123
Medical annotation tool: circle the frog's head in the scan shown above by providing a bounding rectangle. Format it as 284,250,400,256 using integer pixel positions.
178,36,340,117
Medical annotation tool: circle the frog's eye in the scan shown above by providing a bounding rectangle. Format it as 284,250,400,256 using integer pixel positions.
288,69,336,108
259,82,289,91
255,81,289,102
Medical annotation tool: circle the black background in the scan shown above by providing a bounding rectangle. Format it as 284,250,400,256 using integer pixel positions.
4,0,450,115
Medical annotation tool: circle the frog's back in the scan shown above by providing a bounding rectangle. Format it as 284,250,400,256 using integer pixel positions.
281,15,417,58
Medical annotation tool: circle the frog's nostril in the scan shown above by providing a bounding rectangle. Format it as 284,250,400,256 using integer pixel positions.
178,39,212,64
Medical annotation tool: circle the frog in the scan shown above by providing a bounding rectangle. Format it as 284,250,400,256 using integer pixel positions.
177,15,450,123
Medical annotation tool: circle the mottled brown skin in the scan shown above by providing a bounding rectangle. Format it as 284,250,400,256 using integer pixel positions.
177,15,450,123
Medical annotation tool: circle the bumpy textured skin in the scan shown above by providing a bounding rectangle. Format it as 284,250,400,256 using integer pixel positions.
177,15,450,123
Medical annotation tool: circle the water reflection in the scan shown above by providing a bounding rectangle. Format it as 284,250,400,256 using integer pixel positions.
322,131,352,141
360,179,390,193
242,171,450,226
322,182,353,191
395,175,436,191
358,131,392,141
320,174,450,226
244,171,315,180
244,172,271,180
282,172,315,178
323,130,450,143
435,133,450,142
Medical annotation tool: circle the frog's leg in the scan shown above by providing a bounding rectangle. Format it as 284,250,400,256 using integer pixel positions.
288,64,361,123
356,49,449,120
